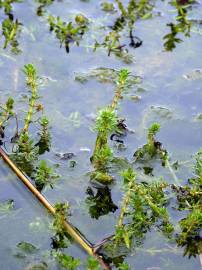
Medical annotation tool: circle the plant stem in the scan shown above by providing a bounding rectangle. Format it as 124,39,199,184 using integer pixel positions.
23,74,38,133
118,180,134,228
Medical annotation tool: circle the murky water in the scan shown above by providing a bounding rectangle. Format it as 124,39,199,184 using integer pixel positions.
0,0,201,269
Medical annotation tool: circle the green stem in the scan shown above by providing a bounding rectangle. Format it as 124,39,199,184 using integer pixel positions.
23,81,38,133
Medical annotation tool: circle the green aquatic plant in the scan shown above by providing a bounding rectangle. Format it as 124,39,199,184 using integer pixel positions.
0,0,22,15
163,0,192,51
10,64,41,175
85,256,101,270
75,67,141,85
0,97,15,137
53,251,81,270
35,159,60,191
91,108,117,183
0,199,14,213
52,202,71,249
117,262,131,270
35,116,51,155
134,122,167,165
35,0,54,16
94,31,133,63
101,2,115,13
2,17,21,53
50,202,82,269
172,149,202,257
23,63,41,133
11,132,39,176
91,69,131,184
5,64,58,191
113,167,173,249
48,14,88,53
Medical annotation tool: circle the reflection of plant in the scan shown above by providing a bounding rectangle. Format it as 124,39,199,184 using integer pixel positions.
86,186,118,219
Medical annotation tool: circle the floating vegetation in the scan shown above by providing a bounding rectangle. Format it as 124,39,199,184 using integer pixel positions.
75,67,141,85
0,199,14,214
101,2,116,13
163,0,193,51
0,0,22,52
2,16,22,53
48,14,89,53
35,0,55,16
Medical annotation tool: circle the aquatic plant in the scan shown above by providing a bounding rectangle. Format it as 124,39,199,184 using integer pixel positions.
35,116,51,155
0,97,15,138
117,262,131,270
134,122,167,164
1,64,58,192
113,167,173,249
163,0,192,51
0,0,21,15
172,149,202,257
52,202,71,249
50,202,83,269
1,16,21,53
101,2,115,13
91,69,130,184
85,256,101,270
11,132,39,176
22,64,41,133
48,14,88,53
35,0,54,16
54,251,81,270
35,159,59,191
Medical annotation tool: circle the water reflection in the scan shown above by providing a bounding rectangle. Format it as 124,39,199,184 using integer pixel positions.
86,186,118,219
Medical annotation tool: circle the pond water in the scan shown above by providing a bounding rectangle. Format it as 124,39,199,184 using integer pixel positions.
0,0,201,269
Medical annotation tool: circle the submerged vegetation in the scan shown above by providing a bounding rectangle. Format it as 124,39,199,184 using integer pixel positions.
0,0,201,270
